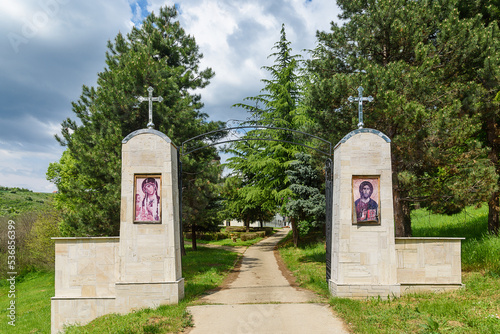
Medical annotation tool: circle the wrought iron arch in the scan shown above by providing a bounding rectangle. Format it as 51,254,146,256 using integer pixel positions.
178,122,334,282
180,123,332,157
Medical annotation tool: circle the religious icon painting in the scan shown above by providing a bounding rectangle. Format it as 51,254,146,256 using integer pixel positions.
134,175,161,223
352,176,380,224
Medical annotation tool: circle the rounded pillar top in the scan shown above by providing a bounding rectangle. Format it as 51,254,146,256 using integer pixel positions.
122,128,173,145
335,128,390,149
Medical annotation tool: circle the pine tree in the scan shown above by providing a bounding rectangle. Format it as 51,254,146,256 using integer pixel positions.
47,6,222,236
456,0,500,234
305,0,498,236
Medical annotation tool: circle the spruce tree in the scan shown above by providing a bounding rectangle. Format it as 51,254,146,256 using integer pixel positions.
305,0,497,236
47,6,222,236
284,153,325,245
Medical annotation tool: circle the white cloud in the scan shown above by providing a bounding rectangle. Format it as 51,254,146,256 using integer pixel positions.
0,0,340,192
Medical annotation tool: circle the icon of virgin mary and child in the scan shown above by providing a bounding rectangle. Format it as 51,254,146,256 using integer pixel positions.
135,177,160,222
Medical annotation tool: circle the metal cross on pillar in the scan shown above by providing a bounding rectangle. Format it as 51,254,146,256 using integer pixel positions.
348,86,374,129
137,86,163,129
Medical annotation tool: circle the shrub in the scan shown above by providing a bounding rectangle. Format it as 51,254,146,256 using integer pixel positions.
0,208,61,277
240,233,258,241
184,232,229,241
225,226,246,233
256,231,266,238
25,209,61,271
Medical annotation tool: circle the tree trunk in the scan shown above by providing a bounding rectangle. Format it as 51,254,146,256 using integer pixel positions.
291,217,299,247
181,230,186,256
191,221,197,251
489,191,500,235
487,120,500,235
245,214,250,233
393,185,412,237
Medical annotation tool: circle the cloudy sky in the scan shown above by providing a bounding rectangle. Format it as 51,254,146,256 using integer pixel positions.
0,0,340,192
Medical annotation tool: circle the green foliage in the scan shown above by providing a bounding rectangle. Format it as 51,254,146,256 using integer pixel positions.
0,207,61,278
48,6,223,236
305,0,499,236
240,232,259,241
25,209,61,271
219,173,276,232
284,153,325,237
224,24,307,237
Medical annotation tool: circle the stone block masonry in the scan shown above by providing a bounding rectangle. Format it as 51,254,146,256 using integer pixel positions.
328,129,463,299
51,129,184,333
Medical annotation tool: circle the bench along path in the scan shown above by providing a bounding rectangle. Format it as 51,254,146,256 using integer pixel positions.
186,229,350,334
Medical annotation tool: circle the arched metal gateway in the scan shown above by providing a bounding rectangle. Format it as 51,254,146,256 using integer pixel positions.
177,122,334,280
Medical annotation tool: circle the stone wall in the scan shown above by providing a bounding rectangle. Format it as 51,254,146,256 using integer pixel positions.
51,237,119,332
51,129,184,333
396,237,464,293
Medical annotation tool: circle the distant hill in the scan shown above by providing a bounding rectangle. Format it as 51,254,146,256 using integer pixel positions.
0,186,54,216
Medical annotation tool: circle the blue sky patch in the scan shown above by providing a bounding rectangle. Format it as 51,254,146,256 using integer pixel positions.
130,0,150,26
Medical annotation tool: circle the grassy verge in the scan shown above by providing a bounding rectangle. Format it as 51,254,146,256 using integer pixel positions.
277,207,500,333
0,245,240,334
278,232,329,298
0,271,54,334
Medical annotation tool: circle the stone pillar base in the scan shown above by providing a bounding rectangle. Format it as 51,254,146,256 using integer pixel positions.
115,278,185,313
400,283,464,295
328,280,401,300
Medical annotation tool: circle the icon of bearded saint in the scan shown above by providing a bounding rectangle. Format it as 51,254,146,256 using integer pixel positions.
354,181,378,222
136,178,160,221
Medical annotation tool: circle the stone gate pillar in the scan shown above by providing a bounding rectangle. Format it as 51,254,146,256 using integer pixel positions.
117,128,184,311
329,129,400,299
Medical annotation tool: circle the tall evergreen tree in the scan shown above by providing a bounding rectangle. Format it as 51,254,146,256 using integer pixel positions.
225,24,305,243
456,0,500,234
47,6,222,236
305,0,497,236
182,156,223,251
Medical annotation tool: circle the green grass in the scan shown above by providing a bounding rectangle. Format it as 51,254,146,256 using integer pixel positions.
412,205,488,239
277,232,329,298
0,187,53,217
412,205,500,274
277,207,500,333
0,245,240,334
0,271,54,334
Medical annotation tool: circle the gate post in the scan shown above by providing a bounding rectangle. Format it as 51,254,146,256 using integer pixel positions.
328,129,400,299
117,128,184,311
325,159,333,281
